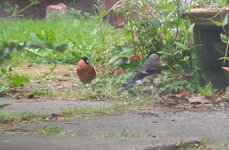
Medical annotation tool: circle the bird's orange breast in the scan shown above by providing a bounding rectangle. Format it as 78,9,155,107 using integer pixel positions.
76,60,96,84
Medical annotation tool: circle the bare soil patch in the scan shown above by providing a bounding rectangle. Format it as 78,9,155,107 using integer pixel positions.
8,63,83,100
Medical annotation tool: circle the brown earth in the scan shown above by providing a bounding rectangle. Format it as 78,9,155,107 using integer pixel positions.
7,63,83,100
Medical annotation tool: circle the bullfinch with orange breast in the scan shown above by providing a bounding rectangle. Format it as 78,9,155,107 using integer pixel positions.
117,51,161,95
76,57,96,84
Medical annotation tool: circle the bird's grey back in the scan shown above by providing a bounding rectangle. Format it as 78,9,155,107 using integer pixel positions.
141,53,161,74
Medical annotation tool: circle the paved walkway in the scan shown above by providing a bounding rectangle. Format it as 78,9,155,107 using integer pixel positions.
0,98,229,149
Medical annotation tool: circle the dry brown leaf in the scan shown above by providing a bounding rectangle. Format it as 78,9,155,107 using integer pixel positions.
222,67,229,74
47,113,64,120
188,95,212,105
168,88,191,100
128,53,141,62
175,140,183,148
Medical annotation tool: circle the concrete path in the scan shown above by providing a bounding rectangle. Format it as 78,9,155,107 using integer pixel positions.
1,107,229,150
0,98,113,115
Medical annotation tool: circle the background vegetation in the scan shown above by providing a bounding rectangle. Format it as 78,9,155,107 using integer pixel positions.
1,0,228,99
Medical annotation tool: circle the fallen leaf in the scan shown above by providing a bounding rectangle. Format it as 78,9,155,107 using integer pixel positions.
168,88,191,100
47,113,64,120
128,53,141,62
175,140,183,148
188,95,212,105
222,67,229,74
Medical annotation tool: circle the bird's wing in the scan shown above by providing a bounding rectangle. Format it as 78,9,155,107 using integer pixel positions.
117,66,158,95
117,80,142,95
133,58,160,81
132,69,156,81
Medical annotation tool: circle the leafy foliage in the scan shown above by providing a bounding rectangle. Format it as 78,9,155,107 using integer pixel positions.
109,45,140,71
210,14,229,65
198,82,217,97
159,72,197,94
108,0,201,93
122,0,197,71
7,73,29,88
0,67,29,96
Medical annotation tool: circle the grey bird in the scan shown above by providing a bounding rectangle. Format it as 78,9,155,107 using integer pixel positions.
117,51,162,95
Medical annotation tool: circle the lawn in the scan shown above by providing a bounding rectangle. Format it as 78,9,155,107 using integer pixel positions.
0,16,155,101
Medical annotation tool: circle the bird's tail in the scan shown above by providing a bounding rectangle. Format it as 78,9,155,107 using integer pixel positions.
117,80,142,95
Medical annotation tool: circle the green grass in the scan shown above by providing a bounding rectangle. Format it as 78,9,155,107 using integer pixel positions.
37,124,89,136
31,89,55,97
0,17,108,43
38,124,63,135
36,124,89,137
104,128,141,138
61,96,154,118
0,17,124,65
0,108,47,124
0,109,12,122
71,77,123,100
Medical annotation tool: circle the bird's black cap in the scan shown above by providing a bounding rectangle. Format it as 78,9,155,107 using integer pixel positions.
147,50,160,58
81,57,89,64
